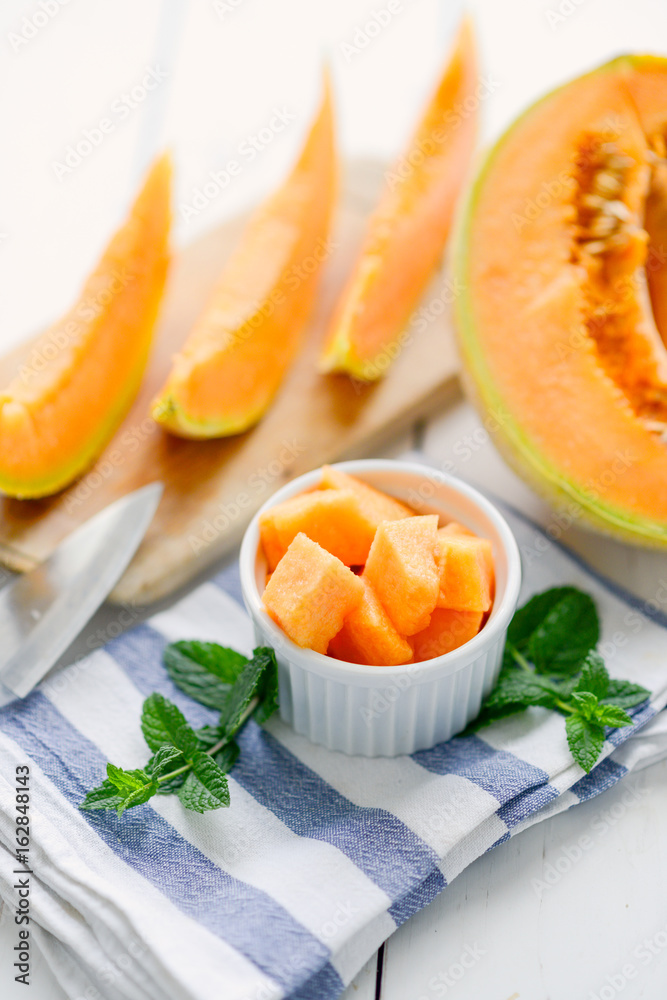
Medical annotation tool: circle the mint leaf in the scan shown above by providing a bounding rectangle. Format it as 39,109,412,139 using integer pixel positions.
527,590,599,675
566,714,605,772
149,744,185,778
105,764,157,815
252,650,279,725
167,641,248,682
194,725,224,747
80,779,124,813
219,647,276,738
141,693,199,755
506,587,588,646
120,784,159,814
484,667,559,711
574,651,609,699
603,679,650,709
177,751,230,813
106,764,151,795
472,587,653,777
570,691,598,719
595,704,633,728
164,641,248,709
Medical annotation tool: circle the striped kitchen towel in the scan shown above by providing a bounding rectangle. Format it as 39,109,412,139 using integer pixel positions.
1,502,667,1000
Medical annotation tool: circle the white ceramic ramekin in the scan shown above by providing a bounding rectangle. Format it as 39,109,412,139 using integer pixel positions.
239,460,521,756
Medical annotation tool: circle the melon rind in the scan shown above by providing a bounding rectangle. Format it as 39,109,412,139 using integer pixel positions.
452,55,667,549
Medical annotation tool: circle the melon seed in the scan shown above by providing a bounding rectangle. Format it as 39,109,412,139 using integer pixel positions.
582,240,607,255
588,214,618,239
605,231,631,251
651,133,666,158
606,153,633,172
581,193,606,211
605,199,631,222
593,171,622,197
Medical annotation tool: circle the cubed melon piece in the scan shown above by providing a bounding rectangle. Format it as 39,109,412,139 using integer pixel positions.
328,578,413,666
436,535,494,612
319,465,414,523
411,608,483,661
259,489,377,571
263,533,364,653
364,515,440,635
439,521,476,537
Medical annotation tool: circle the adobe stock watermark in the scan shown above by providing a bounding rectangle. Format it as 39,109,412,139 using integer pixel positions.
52,66,168,180
179,108,296,223
188,439,306,554
68,936,147,1000
511,114,629,231
64,416,157,513
210,233,339,355
545,0,589,31
414,943,486,999
385,76,500,191
589,919,667,999
520,447,637,569
244,907,360,1000
531,780,648,896
37,601,147,703
18,267,136,387
346,276,466,389
212,0,248,19
8,0,74,53
339,0,409,63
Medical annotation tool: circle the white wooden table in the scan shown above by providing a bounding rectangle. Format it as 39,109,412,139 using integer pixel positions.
2,1,667,997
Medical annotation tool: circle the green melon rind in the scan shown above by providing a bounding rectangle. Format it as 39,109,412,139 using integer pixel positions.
452,53,667,549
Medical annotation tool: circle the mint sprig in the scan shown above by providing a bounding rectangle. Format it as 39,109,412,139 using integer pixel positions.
81,646,278,816
473,587,650,772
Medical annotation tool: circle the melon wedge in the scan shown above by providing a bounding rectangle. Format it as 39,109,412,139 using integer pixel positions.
320,19,478,380
328,577,413,666
153,75,337,438
259,488,377,571
411,608,483,661
318,465,414,522
454,55,667,547
263,533,363,653
436,534,493,612
0,155,171,498
364,515,440,635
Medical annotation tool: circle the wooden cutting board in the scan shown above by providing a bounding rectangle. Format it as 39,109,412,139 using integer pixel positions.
0,161,461,605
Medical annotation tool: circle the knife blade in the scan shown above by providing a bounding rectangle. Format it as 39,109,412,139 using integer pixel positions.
0,482,163,701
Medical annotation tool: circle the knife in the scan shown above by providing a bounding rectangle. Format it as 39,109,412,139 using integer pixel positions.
0,482,163,702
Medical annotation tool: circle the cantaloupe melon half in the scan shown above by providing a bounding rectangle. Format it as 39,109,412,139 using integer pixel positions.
153,74,336,438
454,55,667,547
319,19,478,380
0,155,171,498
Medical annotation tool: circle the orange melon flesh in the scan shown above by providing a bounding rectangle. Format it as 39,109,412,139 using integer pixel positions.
320,19,477,380
364,515,440,636
319,465,414,522
436,535,493,612
328,577,413,666
454,55,667,546
263,533,364,653
0,155,171,498
259,488,381,571
153,75,336,438
411,608,483,661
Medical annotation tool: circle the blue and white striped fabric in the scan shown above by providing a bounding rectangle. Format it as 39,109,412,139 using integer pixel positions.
1,503,667,1000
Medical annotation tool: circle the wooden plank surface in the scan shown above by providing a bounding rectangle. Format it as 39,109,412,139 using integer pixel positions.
0,160,460,606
